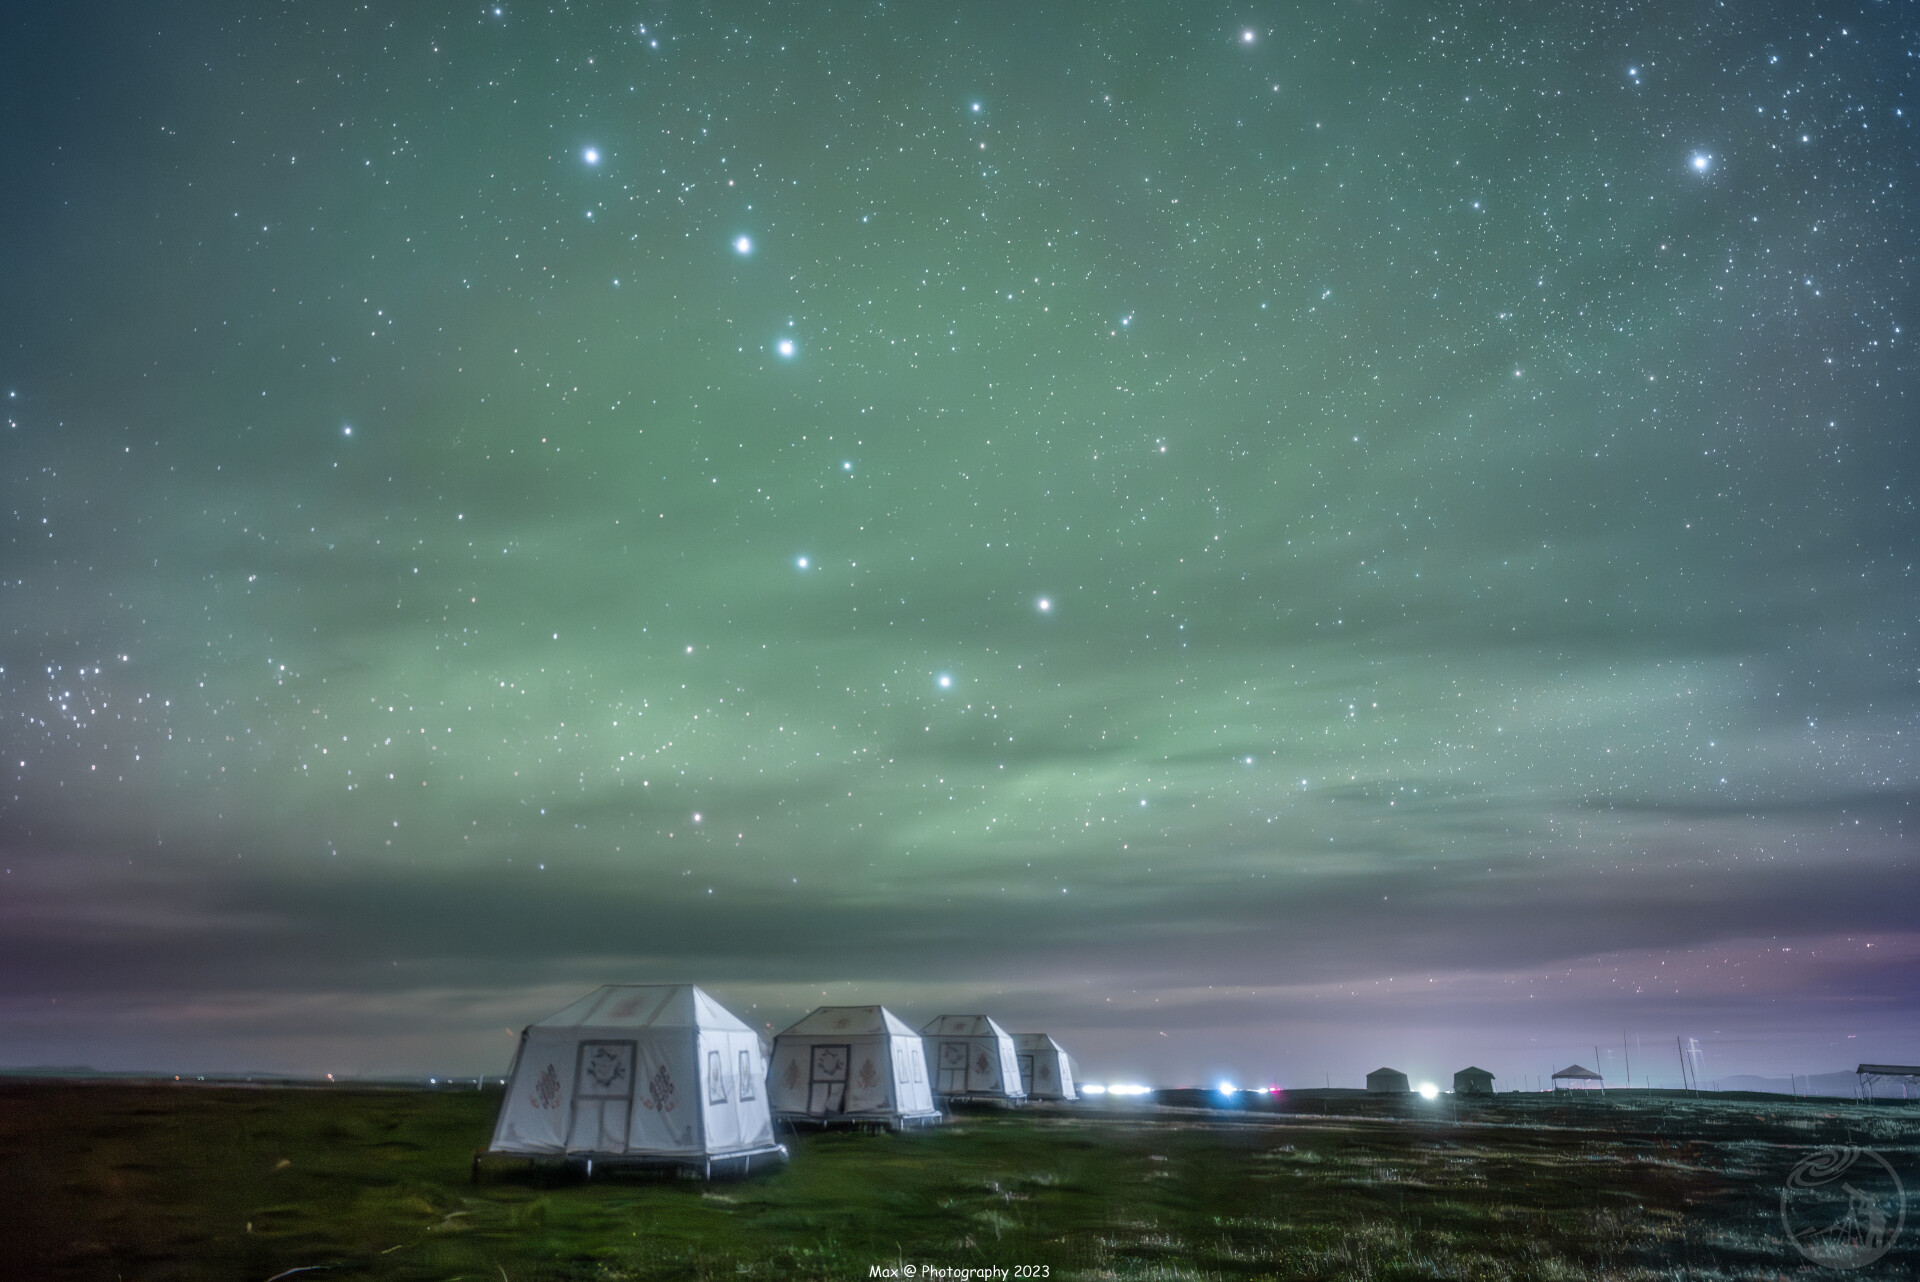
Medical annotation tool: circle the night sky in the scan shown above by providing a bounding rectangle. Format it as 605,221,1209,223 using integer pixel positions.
3,1,1915,1088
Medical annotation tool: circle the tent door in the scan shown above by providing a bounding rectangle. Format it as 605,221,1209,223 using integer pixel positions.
966,1042,998,1093
808,1043,850,1116
937,1040,969,1094
1017,1053,1035,1094
567,1040,636,1153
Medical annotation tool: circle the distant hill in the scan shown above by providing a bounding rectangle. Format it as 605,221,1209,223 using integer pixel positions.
1714,1070,1862,1098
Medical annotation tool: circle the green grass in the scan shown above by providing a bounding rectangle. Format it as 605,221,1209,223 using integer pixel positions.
1,1083,1914,1280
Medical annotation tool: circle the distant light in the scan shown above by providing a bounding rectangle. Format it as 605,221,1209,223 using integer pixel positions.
1081,1083,1107,1095
971,102,982,112
796,555,809,569
342,425,352,436
1691,153,1711,172
692,812,701,823
1218,1080,1238,1095
1242,29,1256,43
734,235,753,255
1037,597,1051,612
582,147,600,165
841,461,853,471
937,674,952,688
1418,1082,1440,1100
777,338,796,358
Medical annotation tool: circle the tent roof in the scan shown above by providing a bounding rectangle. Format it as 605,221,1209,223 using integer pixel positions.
1367,1066,1406,1077
921,1014,1012,1037
1454,1066,1494,1077
778,1005,918,1038
530,984,751,1033
1551,1064,1603,1080
1013,1033,1068,1052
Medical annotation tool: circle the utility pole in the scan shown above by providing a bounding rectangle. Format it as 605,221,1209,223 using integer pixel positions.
1676,1036,1691,1093
1623,1032,1631,1087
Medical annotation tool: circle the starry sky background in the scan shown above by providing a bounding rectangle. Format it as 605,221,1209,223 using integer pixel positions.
2,0,1916,1088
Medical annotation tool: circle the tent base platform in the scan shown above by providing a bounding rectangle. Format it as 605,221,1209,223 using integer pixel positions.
474,1143,788,1183
940,1095,1027,1110
775,1109,944,1133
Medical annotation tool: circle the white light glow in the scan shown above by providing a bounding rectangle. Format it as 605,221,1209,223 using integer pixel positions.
1218,1080,1238,1095
937,674,952,688
796,556,808,569
1418,1082,1440,1100
582,147,600,165
734,235,752,255
1691,153,1711,172
777,338,796,358
1037,597,1051,612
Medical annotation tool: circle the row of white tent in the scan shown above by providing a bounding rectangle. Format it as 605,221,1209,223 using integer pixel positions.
487,985,1078,1172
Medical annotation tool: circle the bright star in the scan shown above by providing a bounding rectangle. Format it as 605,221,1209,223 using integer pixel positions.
937,674,952,689
734,235,752,255
1690,153,1710,172
796,555,809,569
841,461,852,472
777,338,796,358
1242,29,1255,43
971,102,981,112
582,147,600,165
1037,597,1051,612
342,425,353,436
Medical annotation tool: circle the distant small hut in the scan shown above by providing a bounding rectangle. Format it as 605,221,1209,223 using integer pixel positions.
1453,1066,1495,1096
1551,1064,1604,1091
1366,1066,1410,1093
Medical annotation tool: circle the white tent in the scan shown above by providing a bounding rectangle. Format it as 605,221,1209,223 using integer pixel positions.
768,1006,941,1128
920,1014,1026,1101
1013,1033,1078,1101
487,985,786,1176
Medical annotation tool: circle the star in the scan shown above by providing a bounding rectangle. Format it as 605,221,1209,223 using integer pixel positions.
796,555,809,569
1037,597,1052,612
777,338,796,358
582,147,600,165
1690,153,1711,172
1242,29,1256,43
937,674,952,689
734,235,752,255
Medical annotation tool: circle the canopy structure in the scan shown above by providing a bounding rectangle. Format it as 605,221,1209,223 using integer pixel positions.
1366,1067,1410,1093
1857,1064,1920,1101
1551,1064,1604,1090
768,1006,941,1128
920,1015,1026,1101
1452,1066,1495,1096
1013,1033,1078,1101
487,985,785,1176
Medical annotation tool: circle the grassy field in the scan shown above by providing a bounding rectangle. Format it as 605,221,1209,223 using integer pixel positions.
1,1082,1914,1280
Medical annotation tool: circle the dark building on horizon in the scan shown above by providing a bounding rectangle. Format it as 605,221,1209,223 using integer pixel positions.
1366,1066,1410,1093
1453,1066,1495,1096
